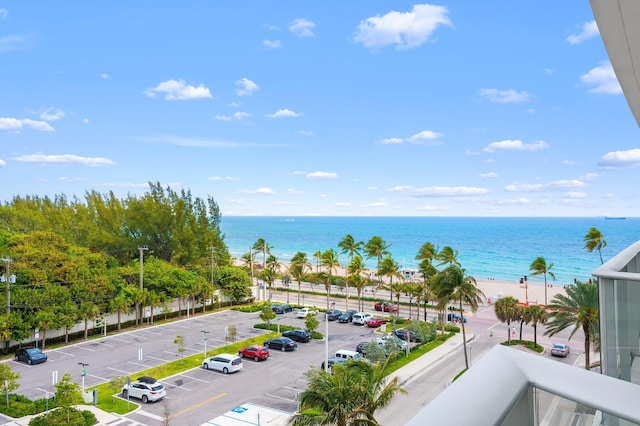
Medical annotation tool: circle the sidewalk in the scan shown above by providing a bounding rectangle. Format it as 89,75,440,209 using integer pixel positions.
2,404,132,426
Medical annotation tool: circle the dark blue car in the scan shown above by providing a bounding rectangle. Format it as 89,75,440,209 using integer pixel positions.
15,347,47,365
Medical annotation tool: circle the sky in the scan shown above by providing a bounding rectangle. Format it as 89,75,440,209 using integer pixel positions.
1,1,639,217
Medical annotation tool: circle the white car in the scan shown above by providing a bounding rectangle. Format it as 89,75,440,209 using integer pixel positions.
296,307,317,318
352,312,373,325
550,343,570,357
376,334,408,351
202,353,243,374
121,379,166,403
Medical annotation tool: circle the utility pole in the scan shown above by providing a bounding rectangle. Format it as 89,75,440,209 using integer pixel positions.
210,246,216,310
136,247,148,326
250,246,257,301
1,257,14,316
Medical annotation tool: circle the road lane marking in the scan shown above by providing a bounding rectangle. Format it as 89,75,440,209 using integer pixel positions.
168,392,227,419
136,409,165,421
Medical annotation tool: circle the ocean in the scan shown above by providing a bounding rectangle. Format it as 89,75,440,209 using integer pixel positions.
220,216,640,286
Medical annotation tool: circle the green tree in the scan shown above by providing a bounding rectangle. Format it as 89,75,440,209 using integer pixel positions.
378,255,402,307
545,281,599,370
252,238,272,270
347,255,367,311
0,363,20,407
364,236,391,273
174,335,186,360
109,293,131,332
436,246,460,267
494,296,521,343
522,304,548,347
79,301,100,340
529,256,556,305
305,313,319,334
432,265,485,369
313,250,322,273
34,308,56,349
289,252,311,306
584,227,607,264
338,234,363,311
321,249,340,309
216,265,252,304
55,373,81,424
259,303,276,329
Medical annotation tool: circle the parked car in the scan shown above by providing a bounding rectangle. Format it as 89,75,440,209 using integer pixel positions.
338,310,357,323
202,353,243,373
238,345,270,362
15,347,47,365
394,328,422,343
122,379,166,403
282,329,312,343
352,312,373,325
326,309,343,321
272,304,293,314
264,337,298,351
296,307,317,318
137,376,157,384
376,334,408,351
321,349,362,370
374,301,398,312
366,317,387,328
551,343,570,357
447,312,467,323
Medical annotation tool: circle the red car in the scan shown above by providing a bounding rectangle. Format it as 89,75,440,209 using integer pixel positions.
367,317,387,328
374,302,398,312
238,345,270,362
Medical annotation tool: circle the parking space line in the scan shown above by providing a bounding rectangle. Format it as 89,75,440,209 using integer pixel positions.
168,392,227,420
147,355,172,362
75,346,96,352
179,374,211,384
127,361,153,368
165,384,192,392
87,373,108,381
265,393,298,403
137,330,162,336
110,337,131,343
55,350,75,357
96,341,114,347
107,367,132,375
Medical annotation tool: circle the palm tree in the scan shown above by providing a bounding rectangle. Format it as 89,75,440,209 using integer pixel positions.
321,249,340,309
110,293,131,332
522,304,547,347
252,238,272,270
529,256,556,305
432,265,485,369
417,251,439,322
545,281,599,370
364,236,391,273
289,252,311,306
378,255,402,307
436,246,460,267
584,227,607,264
348,255,367,311
290,359,405,426
415,241,439,264
261,254,280,301
313,250,322,272
338,234,363,310
493,296,521,344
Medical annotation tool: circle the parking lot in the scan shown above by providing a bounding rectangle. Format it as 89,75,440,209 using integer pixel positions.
8,308,388,425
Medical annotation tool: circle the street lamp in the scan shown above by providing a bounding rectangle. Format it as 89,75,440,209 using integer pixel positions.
524,275,528,306
201,331,209,360
78,363,89,394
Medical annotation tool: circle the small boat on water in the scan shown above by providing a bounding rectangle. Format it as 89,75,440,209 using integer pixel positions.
605,216,626,220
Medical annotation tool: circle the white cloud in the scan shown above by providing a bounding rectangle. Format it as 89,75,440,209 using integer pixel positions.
241,187,275,195
418,205,451,211
379,130,442,145
0,8,7,19
479,88,533,103
496,198,530,205
564,191,587,198
567,20,599,45
581,61,622,94
598,148,640,169
215,111,252,121
307,171,338,180
265,109,301,118
0,35,31,53
0,159,6,166
299,130,313,136
236,78,259,97
287,189,304,195
334,202,352,207
144,79,212,100
388,185,489,197
82,118,89,124
480,172,499,178
483,139,548,153
13,154,116,166
504,180,586,192
0,117,55,132
209,176,233,181
290,171,307,176
262,39,282,49
289,18,315,37
353,4,452,50
40,107,65,121
100,73,111,80
363,200,388,208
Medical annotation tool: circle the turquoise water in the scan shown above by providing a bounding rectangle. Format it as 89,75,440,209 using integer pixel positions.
220,217,640,286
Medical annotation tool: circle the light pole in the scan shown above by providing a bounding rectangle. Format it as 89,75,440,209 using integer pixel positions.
524,275,528,306
201,330,209,360
78,362,89,394
1,257,15,316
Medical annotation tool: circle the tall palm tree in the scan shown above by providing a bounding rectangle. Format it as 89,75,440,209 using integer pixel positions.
338,234,363,310
522,304,547,347
545,281,599,370
584,227,607,264
364,236,391,273
321,249,340,309
432,265,485,369
436,246,460,267
418,255,439,322
289,251,311,306
252,238,272,270
529,256,556,305
415,241,439,264
313,250,322,272
378,255,402,306
493,296,521,344
348,255,367,311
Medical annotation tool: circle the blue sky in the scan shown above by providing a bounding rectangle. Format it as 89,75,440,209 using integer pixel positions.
1,1,639,217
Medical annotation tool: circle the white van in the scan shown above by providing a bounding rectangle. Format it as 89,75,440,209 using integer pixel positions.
352,312,373,325
334,349,361,361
